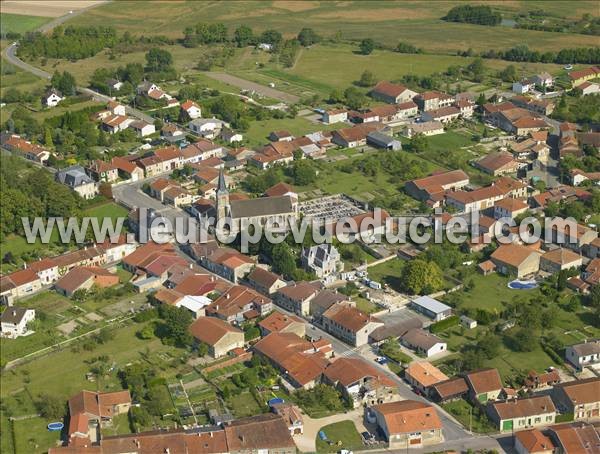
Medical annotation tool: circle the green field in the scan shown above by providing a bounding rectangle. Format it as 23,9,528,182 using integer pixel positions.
316,420,363,453
257,43,562,95
68,1,597,53
244,116,336,147
0,13,50,35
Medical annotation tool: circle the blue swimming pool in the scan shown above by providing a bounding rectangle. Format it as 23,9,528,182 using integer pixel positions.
47,422,64,431
508,280,538,290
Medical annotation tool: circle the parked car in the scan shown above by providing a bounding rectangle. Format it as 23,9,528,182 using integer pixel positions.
375,356,388,365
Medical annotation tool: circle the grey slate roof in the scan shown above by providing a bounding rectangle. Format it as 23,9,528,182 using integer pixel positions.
412,296,452,315
55,165,94,187
0,307,31,325
230,195,294,219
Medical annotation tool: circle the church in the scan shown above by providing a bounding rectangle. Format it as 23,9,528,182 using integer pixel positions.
215,170,299,235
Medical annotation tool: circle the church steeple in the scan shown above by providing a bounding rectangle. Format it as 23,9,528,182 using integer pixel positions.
216,168,230,221
217,168,227,194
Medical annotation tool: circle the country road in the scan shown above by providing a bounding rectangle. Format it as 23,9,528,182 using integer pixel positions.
205,72,300,104
2,0,154,124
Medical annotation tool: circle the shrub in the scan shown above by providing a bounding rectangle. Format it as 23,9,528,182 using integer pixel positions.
430,315,460,333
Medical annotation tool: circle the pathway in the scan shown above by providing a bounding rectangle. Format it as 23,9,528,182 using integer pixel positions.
295,408,366,453
204,72,300,104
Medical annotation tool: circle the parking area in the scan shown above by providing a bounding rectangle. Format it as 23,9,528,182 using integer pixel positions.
376,306,430,327
299,194,364,222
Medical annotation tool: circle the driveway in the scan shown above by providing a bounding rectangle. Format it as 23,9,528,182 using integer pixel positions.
204,72,300,104
294,408,367,453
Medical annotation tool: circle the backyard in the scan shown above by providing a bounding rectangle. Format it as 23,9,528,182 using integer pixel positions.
316,420,363,453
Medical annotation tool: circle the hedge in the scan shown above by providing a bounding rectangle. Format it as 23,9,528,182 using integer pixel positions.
430,315,460,334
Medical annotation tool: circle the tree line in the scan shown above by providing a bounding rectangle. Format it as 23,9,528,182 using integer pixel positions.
443,5,502,26
480,44,600,64
19,25,119,60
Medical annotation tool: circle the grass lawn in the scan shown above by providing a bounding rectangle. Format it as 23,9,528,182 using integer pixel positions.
295,151,435,204
354,297,379,314
101,413,133,437
316,420,363,453
445,273,530,313
29,99,104,122
367,259,406,292
0,230,72,274
12,416,62,454
0,13,50,34
225,391,264,418
83,201,129,222
442,399,496,434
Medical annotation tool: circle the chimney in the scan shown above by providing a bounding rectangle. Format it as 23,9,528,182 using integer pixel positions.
226,294,230,299
210,431,213,438
189,263,193,269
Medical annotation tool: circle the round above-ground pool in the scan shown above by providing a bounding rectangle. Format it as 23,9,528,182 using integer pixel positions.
47,422,64,431
507,279,538,290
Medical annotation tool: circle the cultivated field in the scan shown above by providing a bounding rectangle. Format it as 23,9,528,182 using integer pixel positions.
0,1,106,17
68,0,598,52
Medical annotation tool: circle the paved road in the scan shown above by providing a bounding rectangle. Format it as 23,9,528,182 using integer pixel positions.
205,72,300,104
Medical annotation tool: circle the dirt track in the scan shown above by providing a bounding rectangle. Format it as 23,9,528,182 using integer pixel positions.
1,1,105,17
205,72,300,104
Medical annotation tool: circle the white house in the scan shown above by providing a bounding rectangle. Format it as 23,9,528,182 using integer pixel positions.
533,72,553,88
565,340,600,371
106,78,123,91
129,120,156,137
189,118,229,139
401,328,447,358
221,128,243,144
323,109,348,124
512,79,534,95
44,89,63,107
181,100,202,119
0,307,35,339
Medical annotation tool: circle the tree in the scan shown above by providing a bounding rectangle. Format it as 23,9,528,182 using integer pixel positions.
476,92,487,106
468,58,486,82
36,394,65,420
290,160,317,185
358,38,375,55
145,48,173,73
541,306,559,331
234,25,254,47
44,128,54,148
343,86,368,110
260,29,283,48
409,133,428,153
271,243,297,278
157,305,193,347
498,64,518,82
400,260,443,295
509,328,537,352
297,28,320,47
51,70,76,96
197,342,209,357
477,333,500,359
357,70,377,87
130,407,152,427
